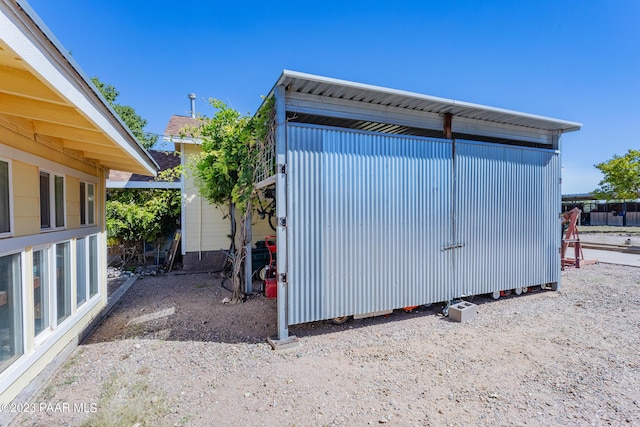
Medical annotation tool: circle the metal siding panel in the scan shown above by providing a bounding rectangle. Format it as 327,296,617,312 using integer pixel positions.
608,215,624,226
287,124,453,324
590,212,607,226
286,125,562,325
627,212,640,226
454,141,560,296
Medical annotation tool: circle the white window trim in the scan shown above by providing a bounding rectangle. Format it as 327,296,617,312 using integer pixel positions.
88,234,101,300
0,285,101,395
39,169,66,231
0,241,103,391
77,234,102,306
0,249,26,376
53,240,72,327
76,237,87,308
1,226,100,254
32,244,52,346
0,156,13,239
80,181,96,226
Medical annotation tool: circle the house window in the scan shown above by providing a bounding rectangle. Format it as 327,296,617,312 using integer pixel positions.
0,252,23,373
40,171,65,229
77,234,100,306
80,182,95,226
33,248,50,337
55,242,71,323
0,159,11,235
89,235,99,298
76,238,87,306
39,172,49,228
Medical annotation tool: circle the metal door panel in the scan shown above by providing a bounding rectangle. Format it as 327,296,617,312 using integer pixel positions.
287,124,453,324
454,141,560,296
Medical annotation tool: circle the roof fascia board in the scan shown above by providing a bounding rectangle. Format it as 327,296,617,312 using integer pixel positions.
2,1,157,175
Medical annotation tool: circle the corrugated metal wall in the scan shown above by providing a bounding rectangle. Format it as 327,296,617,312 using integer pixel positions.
286,124,561,325
627,212,640,226
591,212,625,226
454,141,560,297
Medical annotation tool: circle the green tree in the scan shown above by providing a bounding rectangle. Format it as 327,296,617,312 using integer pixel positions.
593,149,640,200
91,77,157,149
92,77,179,265
106,189,181,264
191,98,273,301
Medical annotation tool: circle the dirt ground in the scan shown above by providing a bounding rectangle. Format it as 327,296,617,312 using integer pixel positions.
11,257,640,426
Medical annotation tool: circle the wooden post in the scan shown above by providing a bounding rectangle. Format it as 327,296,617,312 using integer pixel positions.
444,113,453,139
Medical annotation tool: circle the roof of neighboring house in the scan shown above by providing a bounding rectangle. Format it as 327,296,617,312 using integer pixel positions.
163,115,201,143
107,150,180,188
0,0,158,176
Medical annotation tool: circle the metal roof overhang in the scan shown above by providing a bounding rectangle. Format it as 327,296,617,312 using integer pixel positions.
269,70,581,145
0,0,158,176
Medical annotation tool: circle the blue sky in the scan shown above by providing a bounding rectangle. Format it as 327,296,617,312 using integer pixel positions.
26,0,640,195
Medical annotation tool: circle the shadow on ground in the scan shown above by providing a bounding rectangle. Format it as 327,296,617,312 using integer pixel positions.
88,272,544,345
87,272,278,345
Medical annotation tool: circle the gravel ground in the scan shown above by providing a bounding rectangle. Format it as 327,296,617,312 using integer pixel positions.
11,253,640,426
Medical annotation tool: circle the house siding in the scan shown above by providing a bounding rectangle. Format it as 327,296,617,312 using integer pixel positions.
11,160,39,237
66,176,81,230
0,140,105,405
182,143,276,254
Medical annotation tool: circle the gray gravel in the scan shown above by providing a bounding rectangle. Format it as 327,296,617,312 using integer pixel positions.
12,263,640,426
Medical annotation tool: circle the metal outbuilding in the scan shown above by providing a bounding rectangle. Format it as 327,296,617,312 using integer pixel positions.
256,71,581,342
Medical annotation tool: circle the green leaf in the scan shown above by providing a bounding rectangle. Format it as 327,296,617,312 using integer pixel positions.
594,149,640,201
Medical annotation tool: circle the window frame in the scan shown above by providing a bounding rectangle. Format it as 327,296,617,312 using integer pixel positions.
0,157,13,238
88,234,99,298
32,245,51,342
54,241,71,325
79,181,96,226
76,237,87,307
76,234,101,309
39,169,66,231
0,250,24,374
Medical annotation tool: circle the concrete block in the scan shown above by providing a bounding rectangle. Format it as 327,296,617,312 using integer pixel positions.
448,301,477,322
267,335,302,351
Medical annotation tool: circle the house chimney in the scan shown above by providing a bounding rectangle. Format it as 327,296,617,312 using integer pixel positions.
188,93,196,118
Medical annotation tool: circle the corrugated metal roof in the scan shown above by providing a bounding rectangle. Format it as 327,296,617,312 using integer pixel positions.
274,70,581,133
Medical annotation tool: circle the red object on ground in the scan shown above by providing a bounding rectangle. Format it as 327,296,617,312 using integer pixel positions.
561,207,597,269
265,278,277,299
